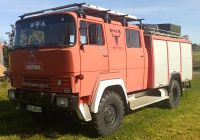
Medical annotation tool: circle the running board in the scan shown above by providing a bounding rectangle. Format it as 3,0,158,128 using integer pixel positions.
128,89,169,110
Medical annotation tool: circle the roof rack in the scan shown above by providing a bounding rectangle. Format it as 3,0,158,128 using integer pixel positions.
19,3,86,19
19,3,142,25
143,27,189,40
82,4,140,23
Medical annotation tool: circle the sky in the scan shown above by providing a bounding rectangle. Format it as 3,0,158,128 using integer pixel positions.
0,0,199,44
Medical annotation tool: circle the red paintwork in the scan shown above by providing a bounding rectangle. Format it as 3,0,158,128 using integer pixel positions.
125,27,145,92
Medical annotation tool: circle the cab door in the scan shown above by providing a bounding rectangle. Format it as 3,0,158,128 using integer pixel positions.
79,20,108,97
126,29,145,92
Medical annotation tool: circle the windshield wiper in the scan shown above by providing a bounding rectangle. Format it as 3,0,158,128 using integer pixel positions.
12,43,67,50
40,43,67,48
25,44,39,47
12,45,39,50
13,45,21,48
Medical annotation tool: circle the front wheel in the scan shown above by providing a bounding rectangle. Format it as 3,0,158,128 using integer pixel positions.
92,90,125,136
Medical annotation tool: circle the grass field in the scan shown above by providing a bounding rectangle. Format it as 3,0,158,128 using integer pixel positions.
0,52,199,140
0,74,199,140
193,51,200,68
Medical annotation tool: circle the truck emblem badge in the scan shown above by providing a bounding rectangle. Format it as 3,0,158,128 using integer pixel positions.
25,64,42,71
109,28,121,46
24,51,43,71
29,51,37,62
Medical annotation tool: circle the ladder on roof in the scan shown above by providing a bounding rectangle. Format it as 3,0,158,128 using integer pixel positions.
19,3,143,25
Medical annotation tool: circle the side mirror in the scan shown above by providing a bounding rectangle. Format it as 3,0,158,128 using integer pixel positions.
80,42,86,51
80,34,87,51
80,21,88,51
80,35,87,45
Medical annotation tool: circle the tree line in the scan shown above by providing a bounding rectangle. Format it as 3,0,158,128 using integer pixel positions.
2,25,15,68
192,43,200,51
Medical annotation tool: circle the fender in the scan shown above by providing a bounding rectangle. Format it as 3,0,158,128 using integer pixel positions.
169,72,182,87
169,72,182,93
90,79,128,113
170,72,181,82
76,103,92,121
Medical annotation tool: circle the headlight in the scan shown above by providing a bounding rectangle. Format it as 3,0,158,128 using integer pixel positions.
56,97,69,107
8,89,16,100
57,80,62,86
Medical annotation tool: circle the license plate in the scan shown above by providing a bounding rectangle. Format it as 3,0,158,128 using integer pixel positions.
27,105,42,113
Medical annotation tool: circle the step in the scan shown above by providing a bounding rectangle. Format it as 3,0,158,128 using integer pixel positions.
128,95,169,110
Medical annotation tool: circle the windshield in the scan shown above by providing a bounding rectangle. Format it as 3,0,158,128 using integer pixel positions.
14,14,76,48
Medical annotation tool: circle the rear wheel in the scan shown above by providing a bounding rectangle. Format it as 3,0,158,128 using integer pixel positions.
92,90,125,136
166,80,181,108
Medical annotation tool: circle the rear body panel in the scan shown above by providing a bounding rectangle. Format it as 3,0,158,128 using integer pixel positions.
180,43,193,81
168,41,181,73
144,35,192,88
152,39,169,88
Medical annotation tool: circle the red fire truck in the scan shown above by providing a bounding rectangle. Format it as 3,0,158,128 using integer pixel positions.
8,3,192,136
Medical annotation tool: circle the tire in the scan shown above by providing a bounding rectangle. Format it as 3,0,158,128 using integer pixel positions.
92,90,125,136
166,80,181,108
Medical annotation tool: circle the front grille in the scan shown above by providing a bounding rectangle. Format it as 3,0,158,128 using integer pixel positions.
11,75,72,93
23,77,50,91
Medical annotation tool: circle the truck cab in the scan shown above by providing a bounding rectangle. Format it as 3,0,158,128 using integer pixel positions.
9,12,81,109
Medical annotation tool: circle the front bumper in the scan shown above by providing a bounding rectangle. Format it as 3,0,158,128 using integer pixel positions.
8,88,79,111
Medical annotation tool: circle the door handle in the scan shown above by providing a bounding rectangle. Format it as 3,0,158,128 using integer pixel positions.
102,54,108,57
140,55,144,57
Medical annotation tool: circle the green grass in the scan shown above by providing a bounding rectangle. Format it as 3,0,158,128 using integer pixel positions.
193,51,200,68
0,74,200,140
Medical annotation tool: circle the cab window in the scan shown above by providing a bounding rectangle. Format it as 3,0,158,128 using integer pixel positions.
126,29,141,48
80,21,104,45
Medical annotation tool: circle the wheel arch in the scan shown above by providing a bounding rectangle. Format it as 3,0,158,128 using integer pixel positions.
90,79,128,113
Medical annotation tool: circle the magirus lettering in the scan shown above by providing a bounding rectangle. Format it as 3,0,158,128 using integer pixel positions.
25,64,42,71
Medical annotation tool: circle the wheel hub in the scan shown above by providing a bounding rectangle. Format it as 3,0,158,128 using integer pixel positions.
172,88,178,103
104,104,117,125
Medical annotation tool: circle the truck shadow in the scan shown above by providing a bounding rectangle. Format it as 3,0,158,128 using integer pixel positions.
0,99,171,139
127,100,170,116
0,100,96,139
